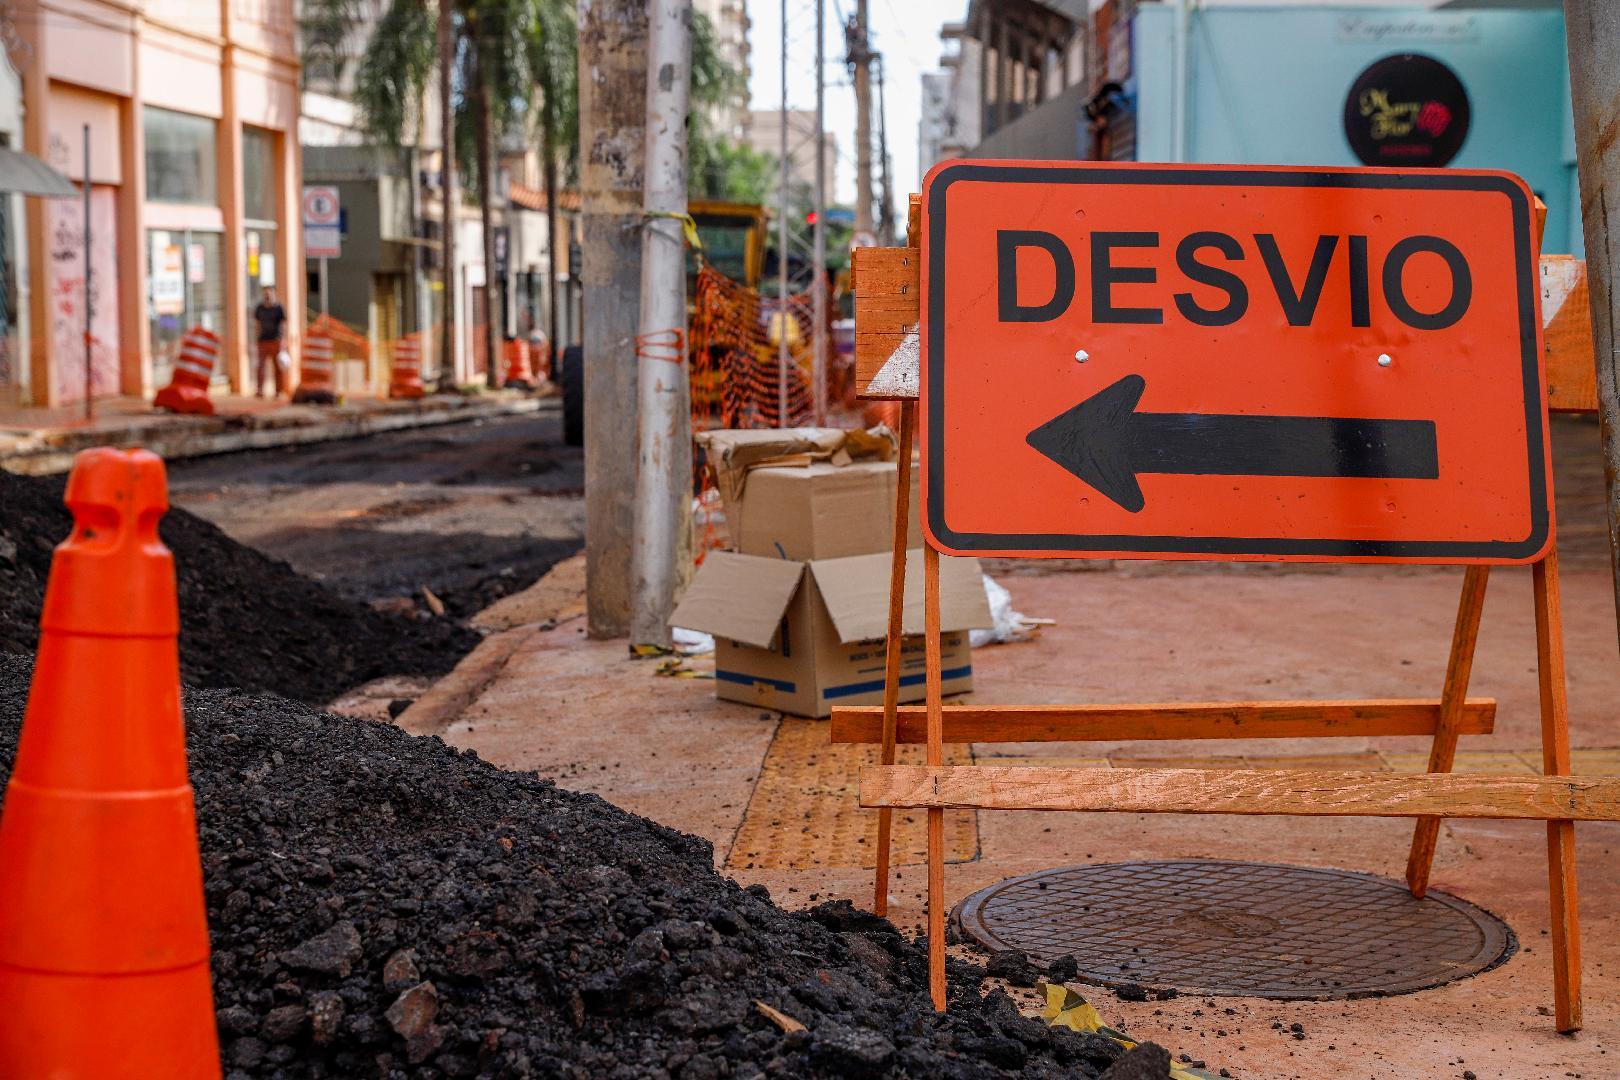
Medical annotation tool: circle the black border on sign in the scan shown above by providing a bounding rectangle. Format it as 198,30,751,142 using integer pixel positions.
924,163,1548,562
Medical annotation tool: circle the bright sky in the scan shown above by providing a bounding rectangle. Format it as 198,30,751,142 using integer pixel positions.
747,0,970,211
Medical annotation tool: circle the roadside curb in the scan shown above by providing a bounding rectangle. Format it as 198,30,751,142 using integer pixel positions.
398,553,589,737
0,395,554,475
395,624,542,738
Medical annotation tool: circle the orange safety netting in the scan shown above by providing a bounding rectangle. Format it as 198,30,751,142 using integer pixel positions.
390,325,449,374
689,264,816,431
305,313,371,363
688,265,865,560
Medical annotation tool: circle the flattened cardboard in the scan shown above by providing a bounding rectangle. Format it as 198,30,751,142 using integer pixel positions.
694,427,852,509
810,552,990,642
669,551,804,649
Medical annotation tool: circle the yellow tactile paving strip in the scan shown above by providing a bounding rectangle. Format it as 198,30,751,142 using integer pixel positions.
982,748,1620,774
725,718,980,872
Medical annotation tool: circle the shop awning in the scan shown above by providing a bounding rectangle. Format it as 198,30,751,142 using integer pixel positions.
0,147,77,197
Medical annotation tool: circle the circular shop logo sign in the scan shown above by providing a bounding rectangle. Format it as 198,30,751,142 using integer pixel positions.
1344,53,1470,168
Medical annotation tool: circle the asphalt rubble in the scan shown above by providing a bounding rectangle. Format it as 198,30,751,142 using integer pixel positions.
0,468,479,704
0,653,1168,1080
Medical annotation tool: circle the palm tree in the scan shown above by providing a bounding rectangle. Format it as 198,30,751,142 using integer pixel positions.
345,0,562,389
524,0,575,361
334,0,457,386
436,0,458,388
313,0,743,389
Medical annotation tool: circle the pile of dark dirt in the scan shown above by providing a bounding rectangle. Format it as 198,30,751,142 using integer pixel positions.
0,655,1165,1080
0,470,479,705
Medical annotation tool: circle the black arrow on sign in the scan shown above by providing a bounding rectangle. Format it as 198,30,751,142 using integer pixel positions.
1026,374,1439,513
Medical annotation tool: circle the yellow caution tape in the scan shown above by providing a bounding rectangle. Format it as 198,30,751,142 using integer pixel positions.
629,643,677,660
1039,983,1220,1080
1042,983,1108,1034
645,209,704,254
655,657,712,679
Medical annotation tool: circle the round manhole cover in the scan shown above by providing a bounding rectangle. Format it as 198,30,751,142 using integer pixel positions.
953,860,1514,999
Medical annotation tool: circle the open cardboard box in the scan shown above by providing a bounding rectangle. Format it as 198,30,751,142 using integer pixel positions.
672,549,990,718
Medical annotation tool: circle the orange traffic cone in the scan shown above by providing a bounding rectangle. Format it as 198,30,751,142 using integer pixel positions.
502,337,535,389
153,326,220,416
0,448,220,1079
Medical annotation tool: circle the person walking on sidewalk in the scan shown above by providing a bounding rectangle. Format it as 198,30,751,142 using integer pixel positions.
253,286,288,398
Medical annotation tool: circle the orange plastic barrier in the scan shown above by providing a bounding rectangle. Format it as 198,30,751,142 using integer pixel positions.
293,331,336,404
0,447,221,1078
503,338,536,389
390,334,426,399
153,326,220,416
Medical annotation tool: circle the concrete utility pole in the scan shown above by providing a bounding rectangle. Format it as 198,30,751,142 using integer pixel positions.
437,0,458,386
876,53,894,243
1566,2,1620,642
579,0,649,638
629,0,694,647
1170,0,1191,163
850,0,875,236
812,0,827,423
776,0,790,426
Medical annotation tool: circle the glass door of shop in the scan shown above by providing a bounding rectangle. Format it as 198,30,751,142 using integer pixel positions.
244,225,279,311
147,229,226,386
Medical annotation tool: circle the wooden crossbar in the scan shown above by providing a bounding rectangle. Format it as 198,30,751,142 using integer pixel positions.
860,765,1620,821
831,699,1496,745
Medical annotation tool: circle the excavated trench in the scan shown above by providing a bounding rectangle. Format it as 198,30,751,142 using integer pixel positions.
0,467,480,705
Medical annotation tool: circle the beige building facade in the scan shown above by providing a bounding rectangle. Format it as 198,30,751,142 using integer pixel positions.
694,0,752,142
746,108,838,200
3,0,302,408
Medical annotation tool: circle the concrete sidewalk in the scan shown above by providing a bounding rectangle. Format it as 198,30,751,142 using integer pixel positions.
376,551,1620,1079
0,390,553,475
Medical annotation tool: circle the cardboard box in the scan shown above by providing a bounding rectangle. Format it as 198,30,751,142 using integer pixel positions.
731,461,921,560
672,549,991,718
695,427,919,560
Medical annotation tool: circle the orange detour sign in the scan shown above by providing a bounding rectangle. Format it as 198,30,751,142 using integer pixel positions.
840,179,1604,1031
920,161,1550,564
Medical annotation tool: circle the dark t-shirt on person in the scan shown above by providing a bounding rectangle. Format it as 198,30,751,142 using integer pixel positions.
254,303,287,343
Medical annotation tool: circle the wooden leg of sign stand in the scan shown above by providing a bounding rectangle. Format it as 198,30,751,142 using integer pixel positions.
924,544,947,1011
873,401,916,917
1533,548,1582,1033
1407,566,1491,896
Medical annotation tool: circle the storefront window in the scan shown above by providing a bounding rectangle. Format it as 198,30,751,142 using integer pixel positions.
242,127,276,223
147,228,226,385
242,128,279,313
144,107,217,204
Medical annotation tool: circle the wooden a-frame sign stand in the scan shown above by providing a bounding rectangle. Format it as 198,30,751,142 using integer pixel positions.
833,193,1620,1031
